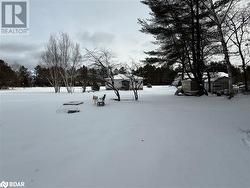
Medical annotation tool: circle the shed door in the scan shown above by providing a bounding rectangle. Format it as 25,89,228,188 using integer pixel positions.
121,80,130,90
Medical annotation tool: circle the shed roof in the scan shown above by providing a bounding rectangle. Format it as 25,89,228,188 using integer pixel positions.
107,74,143,80
205,72,229,82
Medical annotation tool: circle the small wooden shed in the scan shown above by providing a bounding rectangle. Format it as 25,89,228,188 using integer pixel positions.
181,79,199,95
172,73,199,95
204,72,229,94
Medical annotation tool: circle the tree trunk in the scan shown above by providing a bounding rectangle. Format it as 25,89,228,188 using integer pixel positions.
242,64,248,92
190,1,197,73
190,0,205,96
207,71,211,92
218,26,234,98
54,85,60,93
238,47,248,92
195,0,205,96
82,86,86,93
134,90,139,101
115,89,120,101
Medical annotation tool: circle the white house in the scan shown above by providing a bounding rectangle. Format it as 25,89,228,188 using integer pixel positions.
105,74,143,90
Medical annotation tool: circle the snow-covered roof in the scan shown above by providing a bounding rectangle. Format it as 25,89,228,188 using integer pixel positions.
107,74,143,80
215,72,228,78
131,75,144,80
175,72,228,82
113,74,129,80
204,72,229,82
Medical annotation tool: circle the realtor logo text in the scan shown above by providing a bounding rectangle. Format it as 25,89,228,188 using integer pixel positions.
0,181,25,188
0,0,29,35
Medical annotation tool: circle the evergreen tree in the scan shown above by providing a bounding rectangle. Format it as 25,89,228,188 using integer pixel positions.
0,60,17,89
135,64,177,85
34,65,51,87
17,65,31,87
138,0,222,95
76,65,89,92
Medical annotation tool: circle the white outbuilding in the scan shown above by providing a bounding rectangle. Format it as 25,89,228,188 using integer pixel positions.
105,74,143,90
204,72,229,94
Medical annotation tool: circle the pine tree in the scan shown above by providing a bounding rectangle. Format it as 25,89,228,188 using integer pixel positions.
139,0,216,95
17,65,31,87
0,60,17,89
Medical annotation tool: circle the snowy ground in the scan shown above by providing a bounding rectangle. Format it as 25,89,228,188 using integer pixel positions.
0,86,250,188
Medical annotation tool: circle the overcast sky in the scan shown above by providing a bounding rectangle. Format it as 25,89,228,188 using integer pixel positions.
0,0,155,69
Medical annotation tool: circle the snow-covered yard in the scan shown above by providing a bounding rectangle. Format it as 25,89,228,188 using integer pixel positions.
0,86,250,188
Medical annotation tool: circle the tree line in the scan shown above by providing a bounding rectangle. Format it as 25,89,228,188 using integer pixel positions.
0,30,178,101
1,57,249,90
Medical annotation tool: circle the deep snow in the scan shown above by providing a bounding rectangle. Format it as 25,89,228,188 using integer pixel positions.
0,86,250,188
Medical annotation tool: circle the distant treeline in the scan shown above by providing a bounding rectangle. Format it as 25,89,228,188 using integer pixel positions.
0,59,249,89
0,59,178,88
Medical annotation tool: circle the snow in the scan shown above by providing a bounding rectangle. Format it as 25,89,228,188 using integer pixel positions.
0,86,250,188
216,72,229,78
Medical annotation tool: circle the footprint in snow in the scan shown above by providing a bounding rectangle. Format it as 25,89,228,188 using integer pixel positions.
34,168,40,173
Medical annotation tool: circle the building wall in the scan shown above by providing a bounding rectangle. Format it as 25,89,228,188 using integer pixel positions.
181,80,199,92
205,77,229,93
211,77,229,93
106,80,143,90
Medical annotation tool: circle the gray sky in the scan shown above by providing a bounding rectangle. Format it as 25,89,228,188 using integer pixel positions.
0,0,154,69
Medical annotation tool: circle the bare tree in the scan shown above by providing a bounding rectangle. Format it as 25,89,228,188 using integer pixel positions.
85,49,121,101
41,35,61,93
201,0,239,98
58,33,82,93
124,62,143,101
68,42,82,92
42,33,82,93
69,43,83,90
226,7,250,91
58,33,72,93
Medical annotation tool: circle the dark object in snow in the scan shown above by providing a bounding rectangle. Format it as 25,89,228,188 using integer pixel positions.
141,138,144,142
147,84,152,88
67,109,80,114
175,88,184,96
63,101,84,106
97,94,106,106
56,106,80,114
